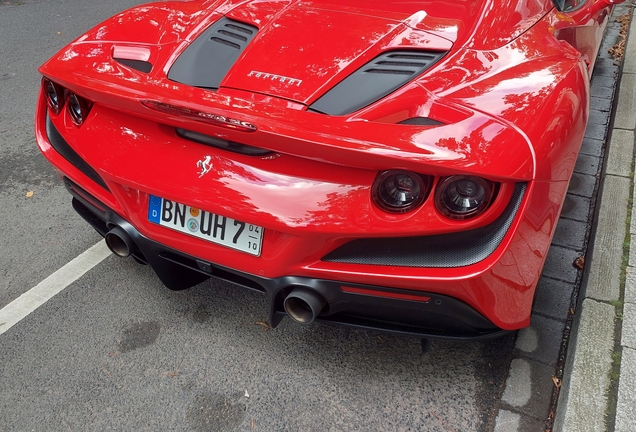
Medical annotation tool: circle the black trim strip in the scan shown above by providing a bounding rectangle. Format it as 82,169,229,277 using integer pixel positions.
45,114,109,190
176,128,273,156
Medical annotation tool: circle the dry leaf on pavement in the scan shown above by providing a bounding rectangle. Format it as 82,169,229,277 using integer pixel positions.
573,256,585,269
255,321,270,331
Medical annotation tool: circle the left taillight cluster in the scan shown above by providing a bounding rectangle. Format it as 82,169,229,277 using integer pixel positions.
372,170,496,220
372,170,430,214
43,78,92,126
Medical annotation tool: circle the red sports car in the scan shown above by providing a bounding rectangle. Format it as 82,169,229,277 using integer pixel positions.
36,0,621,339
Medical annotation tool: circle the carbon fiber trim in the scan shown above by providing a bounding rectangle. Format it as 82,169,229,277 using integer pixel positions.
322,183,526,267
45,114,109,190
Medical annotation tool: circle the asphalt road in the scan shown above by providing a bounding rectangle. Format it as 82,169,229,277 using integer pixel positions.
0,1,517,431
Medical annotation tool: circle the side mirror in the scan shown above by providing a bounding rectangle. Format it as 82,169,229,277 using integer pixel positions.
554,0,625,13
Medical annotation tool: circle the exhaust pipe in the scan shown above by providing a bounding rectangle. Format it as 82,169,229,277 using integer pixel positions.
283,287,327,324
105,226,135,258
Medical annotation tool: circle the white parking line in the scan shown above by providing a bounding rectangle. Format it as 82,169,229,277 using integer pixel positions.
0,241,111,336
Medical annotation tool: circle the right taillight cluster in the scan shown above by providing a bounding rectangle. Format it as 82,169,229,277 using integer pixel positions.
372,170,495,220
42,77,92,126
434,176,494,220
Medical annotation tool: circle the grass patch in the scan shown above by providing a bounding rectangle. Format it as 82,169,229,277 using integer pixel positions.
606,94,635,428
607,345,624,423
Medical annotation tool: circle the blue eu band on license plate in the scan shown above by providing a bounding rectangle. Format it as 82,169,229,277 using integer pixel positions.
147,195,263,256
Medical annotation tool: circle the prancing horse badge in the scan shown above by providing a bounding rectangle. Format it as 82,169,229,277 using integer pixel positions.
197,155,213,178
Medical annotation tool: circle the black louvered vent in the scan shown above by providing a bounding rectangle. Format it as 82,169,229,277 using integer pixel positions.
398,117,445,126
212,22,255,48
310,50,446,116
364,52,442,76
168,17,258,89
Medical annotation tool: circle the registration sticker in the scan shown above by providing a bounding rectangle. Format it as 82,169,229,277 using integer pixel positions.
148,195,263,256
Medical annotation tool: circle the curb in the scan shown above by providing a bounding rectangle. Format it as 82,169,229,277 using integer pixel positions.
491,5,632,431
554,6,636,432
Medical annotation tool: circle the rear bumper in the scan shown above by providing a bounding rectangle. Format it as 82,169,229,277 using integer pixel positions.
36,85,561,333
67,177,507,340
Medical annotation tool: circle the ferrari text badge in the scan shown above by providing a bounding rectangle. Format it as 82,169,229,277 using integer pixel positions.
247,70,302,87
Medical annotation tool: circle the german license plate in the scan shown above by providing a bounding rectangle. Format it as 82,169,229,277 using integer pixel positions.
147,195,263,256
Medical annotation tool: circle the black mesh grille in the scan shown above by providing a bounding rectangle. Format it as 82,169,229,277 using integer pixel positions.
45,114,109,190
168,18,257,89
322,183,526,268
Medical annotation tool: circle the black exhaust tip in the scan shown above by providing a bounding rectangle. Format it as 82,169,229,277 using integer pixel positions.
105,225,135,258
283,287,327,324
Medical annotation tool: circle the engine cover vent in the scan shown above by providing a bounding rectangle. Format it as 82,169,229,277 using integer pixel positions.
310,51,446,116
168,17,258,89
398,117,445,126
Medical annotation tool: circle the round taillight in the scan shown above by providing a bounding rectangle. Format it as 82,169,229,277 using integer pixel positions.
43,78,63,115
435,176,494,219
372,170,429,213
68,93,89,125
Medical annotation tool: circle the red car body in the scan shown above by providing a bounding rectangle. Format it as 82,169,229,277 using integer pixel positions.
36,0,619,339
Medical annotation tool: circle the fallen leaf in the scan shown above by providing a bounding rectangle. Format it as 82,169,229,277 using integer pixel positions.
609,14,631,61
430,410,457,432
26,191,34,198
552,376,562,388
57,31,61,35
255,321,270,331
570,308,575,315
573,256,585,269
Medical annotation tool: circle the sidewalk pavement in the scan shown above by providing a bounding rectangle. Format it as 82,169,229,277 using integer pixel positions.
554,7,636,432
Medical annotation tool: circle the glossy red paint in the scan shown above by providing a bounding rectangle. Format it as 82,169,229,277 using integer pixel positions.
35,0,619,336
